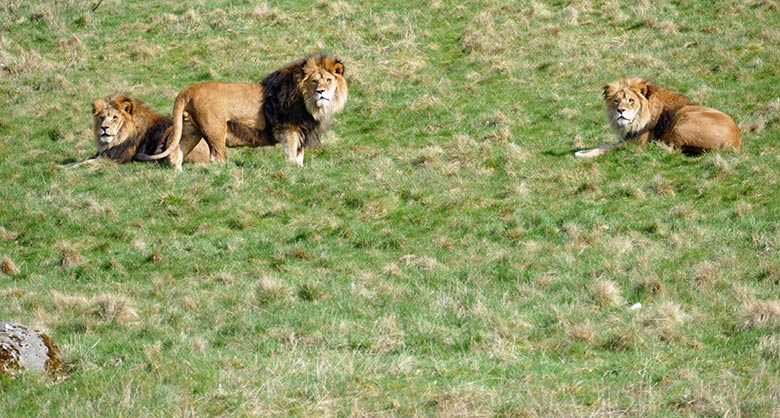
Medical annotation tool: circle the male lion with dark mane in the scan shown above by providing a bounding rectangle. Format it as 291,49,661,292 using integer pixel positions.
138,53,348,170
575,78,741,158
70,94,209,167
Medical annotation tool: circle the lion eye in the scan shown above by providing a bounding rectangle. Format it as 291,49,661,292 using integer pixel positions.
614,100,619,105
628,99,634,104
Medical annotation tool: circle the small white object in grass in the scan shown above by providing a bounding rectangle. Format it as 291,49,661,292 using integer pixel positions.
629,303,642,311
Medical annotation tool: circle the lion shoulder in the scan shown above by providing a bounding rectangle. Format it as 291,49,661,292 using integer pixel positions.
647,83,692,114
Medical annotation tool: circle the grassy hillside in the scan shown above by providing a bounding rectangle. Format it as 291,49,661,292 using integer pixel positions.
2,0,780,416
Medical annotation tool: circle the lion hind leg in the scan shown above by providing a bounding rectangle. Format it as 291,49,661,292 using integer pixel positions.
198,118,228,163
183,139,210,163
179,121,209,164
663,106,741,153
169,147,185,171
276,128,305,166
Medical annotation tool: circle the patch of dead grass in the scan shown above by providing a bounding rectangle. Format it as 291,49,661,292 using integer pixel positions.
1,255,20,275
255,276,293,306
632,276,666,299
58,242,87,268
247,3,289,22
759,335,780,359
52,292,139,324
371,313,404,354
651,174,675,196
0,226,18,240
567,320,596,344
590,280,624,308
414,145,444,165
743,300,780,329
693,260,723,289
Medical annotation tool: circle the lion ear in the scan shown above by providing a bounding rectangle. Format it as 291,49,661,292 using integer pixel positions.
643,81,658,98
332,59,345,76
92,98,108,115
629,78,650,98
117,96,134,115
602,83,616,100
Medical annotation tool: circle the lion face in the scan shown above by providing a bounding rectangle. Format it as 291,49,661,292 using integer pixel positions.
308,71,339,108
608,89,643,127
299,55,348,121
92,97,136,151
603,78,651,139
95,107,125,144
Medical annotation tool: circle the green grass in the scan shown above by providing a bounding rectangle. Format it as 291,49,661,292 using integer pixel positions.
2,0,780,416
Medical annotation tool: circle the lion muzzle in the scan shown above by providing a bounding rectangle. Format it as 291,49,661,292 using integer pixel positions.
615,110,633,126
315,94,330,108
99,128,114,144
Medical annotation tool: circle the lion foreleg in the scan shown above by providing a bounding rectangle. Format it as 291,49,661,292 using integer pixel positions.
276,128,305,166
63,157,99,168
574,143,622,158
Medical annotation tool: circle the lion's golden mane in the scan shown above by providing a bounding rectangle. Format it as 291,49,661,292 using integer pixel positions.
603,78,741,154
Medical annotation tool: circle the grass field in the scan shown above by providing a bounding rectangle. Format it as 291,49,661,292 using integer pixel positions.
2,0,780,416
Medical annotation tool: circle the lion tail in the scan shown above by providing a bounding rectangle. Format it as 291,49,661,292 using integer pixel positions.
135,92,187,161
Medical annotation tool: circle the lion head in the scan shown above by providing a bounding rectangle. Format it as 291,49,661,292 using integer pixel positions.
603,77,653,140
92,96,136,152
298,54,348,123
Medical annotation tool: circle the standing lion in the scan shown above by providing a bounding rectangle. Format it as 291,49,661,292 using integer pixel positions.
138,53,348,170
576,78,741,157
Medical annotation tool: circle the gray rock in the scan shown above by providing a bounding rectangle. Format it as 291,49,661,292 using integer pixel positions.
0,321,61,375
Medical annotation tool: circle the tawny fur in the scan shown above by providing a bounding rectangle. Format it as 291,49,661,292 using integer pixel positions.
137,53,348,170
599,77,741,154
87,94,209,165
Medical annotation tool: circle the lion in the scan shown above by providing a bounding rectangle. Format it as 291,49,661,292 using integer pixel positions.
575,77,741,158
75,94,211,166
137,53,348,170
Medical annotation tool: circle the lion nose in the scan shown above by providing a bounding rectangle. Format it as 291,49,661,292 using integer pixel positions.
316,88,325,95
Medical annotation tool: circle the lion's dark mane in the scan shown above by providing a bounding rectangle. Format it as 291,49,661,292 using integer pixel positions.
261,56,327,148
95,98,173,163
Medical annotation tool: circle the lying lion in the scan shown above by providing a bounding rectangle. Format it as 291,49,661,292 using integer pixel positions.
137,53,348,170
69,94,209,167
576,78,741,157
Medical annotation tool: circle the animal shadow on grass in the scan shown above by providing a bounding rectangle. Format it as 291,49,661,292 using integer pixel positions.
542,148,582,157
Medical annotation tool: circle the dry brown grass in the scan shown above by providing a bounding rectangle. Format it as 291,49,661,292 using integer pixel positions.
743,300,780,329
758,335,780,360
371,313,404,354
52,292,139,325
590,280,624,308
1,255,20,275
255,276,293,306
693,260,723,289
58,242,87,268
